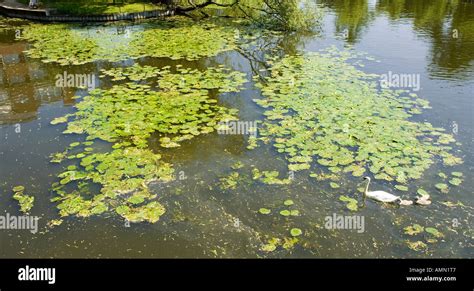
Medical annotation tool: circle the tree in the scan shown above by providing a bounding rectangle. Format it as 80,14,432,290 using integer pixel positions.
162,0,321,32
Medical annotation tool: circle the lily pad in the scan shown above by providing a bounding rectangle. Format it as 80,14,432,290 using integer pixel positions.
406,240,427,251
395,185,408,192
280,210,291,217
259,208,271,215
290,210,300,216
51,116,68,125
339,195,358,211
417,188,429,196
290,228,303,237
451,172,463,177
448,178,462,186
12,186,25,192
404,224,424,235
435,183,449,193
425,227,444,238
261,243,277,252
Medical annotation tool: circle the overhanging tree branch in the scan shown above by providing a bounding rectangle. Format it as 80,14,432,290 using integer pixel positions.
174,0,240,14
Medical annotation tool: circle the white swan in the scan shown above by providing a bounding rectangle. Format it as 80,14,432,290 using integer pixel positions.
363,176,401,203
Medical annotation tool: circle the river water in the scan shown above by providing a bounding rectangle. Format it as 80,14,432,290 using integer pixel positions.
0,0,473,258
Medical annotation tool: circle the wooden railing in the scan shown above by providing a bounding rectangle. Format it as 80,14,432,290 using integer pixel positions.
0,2,173,22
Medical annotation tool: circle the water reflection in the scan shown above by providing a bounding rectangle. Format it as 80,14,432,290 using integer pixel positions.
0,30,79,125
0,2,473,258
319,0,374,43
377,0,474,78
320,0,474,79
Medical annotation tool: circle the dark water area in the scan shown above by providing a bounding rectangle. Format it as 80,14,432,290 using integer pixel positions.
0,0,473,258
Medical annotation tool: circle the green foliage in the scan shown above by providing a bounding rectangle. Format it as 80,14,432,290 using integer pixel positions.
290,228,302,237
251,168,291,185
21,24,99,66
220,172,240,190
239,0,321,32
404,224,424,235
406,240,427,251
395,185,408,191
129,23,238,60
21,22,237,65
51,63,246,223
435,183,449,193
254,48,462,184
259,208,271,214
339,195,358,211
64,65,245,148
425,227,444,238
12,186,34,214
279,210,291,217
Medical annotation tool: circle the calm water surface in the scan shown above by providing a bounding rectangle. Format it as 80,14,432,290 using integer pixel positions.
0,0,473,258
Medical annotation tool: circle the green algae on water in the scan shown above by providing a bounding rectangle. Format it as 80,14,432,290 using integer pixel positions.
404,224,424,235
339,195,358,211
12,186,34,214
219,172,240,190
61,66,245,148
50,63,247,223
253,48,462,185
128,23,238,61
252,168,291,185
21,22,239,65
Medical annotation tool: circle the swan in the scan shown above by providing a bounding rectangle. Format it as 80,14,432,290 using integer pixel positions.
363,176,402,203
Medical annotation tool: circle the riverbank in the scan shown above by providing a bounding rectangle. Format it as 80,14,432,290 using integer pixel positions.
0,0,171,22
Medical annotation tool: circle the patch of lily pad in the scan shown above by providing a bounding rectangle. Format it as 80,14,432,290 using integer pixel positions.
252,48,462,186
435,183,449,193
252,168,291,185
404,224,424,235
12,186,34,214
406,240,427,251
339,195,358,211
403,224,444,248
56,65,245,148
20,22,238,65
261,236,300,252
128,23,238,61
21,24,99,65
50,63,246,222
220,172,240,190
